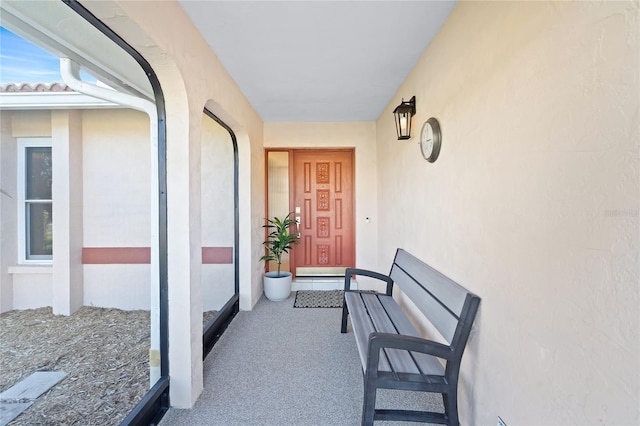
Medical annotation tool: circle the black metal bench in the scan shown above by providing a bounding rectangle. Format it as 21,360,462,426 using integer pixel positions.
341,249,480,425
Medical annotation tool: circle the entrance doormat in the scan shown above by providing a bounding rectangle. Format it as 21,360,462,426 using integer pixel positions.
294,290,344,308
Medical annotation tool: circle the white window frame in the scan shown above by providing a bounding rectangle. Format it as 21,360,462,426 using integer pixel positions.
17,137,53,264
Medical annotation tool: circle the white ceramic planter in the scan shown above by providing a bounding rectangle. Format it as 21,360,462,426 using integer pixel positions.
263,271,292,301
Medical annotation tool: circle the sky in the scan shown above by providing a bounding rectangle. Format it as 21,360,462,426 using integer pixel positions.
0,26,96,84
0,26,63,83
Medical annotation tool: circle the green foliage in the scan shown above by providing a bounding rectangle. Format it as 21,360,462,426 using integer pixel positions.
260,212,298,277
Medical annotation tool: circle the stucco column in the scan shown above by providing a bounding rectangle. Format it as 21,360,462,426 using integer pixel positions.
51,110,83,315
166,108,203,407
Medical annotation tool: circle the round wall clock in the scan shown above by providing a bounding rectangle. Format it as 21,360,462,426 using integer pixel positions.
419,117,442,163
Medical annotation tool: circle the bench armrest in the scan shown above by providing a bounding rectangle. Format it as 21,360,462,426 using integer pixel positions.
344,268,393,295
366,332,453,374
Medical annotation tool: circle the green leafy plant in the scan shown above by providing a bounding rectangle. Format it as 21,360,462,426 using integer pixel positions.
260,212,298,277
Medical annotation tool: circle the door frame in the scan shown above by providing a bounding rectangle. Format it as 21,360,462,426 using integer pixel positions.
264,148,355,279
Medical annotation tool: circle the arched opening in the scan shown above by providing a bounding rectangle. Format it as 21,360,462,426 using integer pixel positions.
0,0,169,423
201,108,239,357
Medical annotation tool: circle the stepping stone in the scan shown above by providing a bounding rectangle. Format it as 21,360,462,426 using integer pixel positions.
0,371,67,426
0,371,67,401
0,402,33,426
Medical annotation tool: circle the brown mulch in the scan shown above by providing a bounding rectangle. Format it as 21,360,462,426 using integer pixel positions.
0,307,216,426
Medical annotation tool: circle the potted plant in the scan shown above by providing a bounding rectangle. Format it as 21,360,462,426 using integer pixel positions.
260,212,298,301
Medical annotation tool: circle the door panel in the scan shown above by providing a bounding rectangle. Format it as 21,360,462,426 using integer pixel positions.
292,150,354,276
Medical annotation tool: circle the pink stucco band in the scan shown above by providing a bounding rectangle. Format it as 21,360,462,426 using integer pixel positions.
201,247,233,264
82,247,151,264
81,247,233,264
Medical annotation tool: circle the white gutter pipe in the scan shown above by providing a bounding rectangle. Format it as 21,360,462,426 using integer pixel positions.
60,58,161,386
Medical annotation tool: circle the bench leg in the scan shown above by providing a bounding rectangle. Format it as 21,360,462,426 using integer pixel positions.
340,303,349,333
442,392,459,426
361,378,377,426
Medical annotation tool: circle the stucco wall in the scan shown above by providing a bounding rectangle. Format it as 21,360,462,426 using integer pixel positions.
82,109,150,247
82,108,152,309
0,112,17,312
264,122,379,276
11,272,52,309
0,109,154,311
0,111,53,312
1,105,237,315
376,1,639,424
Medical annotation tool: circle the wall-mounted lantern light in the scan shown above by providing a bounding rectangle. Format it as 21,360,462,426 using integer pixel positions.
392,96,416,140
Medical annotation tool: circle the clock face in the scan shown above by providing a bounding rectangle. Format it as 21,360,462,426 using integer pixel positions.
420,118,441,162
421,124,434,157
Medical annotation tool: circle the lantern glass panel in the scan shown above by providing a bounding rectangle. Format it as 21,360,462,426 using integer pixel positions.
392,97,415,140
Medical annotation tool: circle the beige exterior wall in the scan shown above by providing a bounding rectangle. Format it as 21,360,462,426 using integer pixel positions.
82,108,152,310
376,1,639,424
264,122,379,277
11,272,52,309
1,111,53,312
82,109,150,247
10,110,51,137
0,109,154,311
1,105,237,313
0,111,19,312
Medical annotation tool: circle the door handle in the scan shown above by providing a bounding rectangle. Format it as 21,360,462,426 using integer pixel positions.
295,216,301,238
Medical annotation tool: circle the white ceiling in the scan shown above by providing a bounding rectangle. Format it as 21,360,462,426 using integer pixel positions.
178,1,456,122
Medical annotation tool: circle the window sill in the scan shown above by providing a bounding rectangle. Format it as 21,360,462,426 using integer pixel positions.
8,265,53,274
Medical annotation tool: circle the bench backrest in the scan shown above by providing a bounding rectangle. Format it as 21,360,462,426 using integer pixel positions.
389,249,480,348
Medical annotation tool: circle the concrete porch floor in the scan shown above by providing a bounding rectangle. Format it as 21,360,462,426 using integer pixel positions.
159,293,443,425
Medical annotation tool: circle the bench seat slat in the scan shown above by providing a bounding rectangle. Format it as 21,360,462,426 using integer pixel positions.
376,295,420,338
344,292,391,372
378,296,446,377
361,293,421,375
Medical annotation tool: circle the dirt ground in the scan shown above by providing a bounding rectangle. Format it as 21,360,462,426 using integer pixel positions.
1,307,215,425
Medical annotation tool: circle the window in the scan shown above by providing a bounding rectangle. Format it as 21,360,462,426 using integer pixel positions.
18,138,52,262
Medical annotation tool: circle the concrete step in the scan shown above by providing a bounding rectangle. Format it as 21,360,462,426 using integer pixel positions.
292,278,357,291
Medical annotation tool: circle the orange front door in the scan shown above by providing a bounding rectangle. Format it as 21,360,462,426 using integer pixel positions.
292,149,355,276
